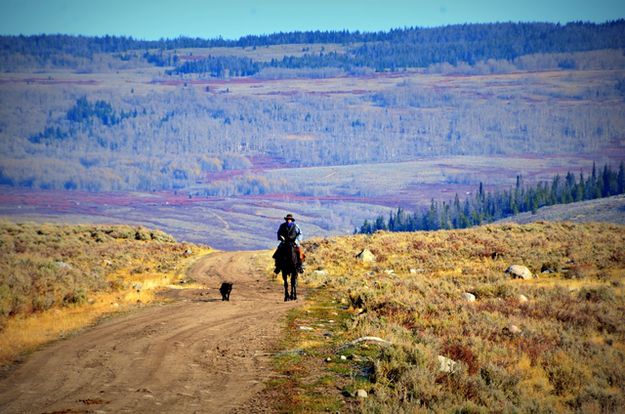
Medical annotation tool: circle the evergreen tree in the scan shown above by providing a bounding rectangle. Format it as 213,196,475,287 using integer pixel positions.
374,215,387,232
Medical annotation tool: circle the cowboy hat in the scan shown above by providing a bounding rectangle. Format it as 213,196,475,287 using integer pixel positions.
284,213,295,221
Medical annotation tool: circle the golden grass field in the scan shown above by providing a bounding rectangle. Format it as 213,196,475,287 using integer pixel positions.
0,221,210,366
2,219,624,412
269,221,625,412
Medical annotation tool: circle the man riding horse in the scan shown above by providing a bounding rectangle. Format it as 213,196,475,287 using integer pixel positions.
273,213,304,301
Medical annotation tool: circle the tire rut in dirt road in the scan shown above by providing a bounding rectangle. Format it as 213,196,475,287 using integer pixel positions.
0,251,300,413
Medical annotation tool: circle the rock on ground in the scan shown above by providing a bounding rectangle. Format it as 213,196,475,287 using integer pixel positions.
503,324,522,336
462,292,476,302
505,264,534,280
437,355,458,373
356,249,376,262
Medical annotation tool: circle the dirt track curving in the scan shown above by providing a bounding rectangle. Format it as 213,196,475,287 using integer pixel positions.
0,251,299,413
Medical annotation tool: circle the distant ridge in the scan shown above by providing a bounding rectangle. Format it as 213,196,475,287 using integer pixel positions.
498,194,625,225
2,19,624,57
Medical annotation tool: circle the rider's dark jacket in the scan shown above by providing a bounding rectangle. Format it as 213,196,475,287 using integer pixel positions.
277,222,302,245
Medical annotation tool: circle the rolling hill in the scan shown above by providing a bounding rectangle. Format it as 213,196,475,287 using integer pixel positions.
499,194,625,225
1,22,625,194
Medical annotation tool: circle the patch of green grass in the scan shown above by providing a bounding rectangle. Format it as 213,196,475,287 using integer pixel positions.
267,285,389,412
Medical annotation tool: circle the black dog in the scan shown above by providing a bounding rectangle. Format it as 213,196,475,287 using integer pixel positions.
219,282,233,301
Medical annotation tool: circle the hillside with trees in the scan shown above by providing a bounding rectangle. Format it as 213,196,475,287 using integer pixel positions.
0,21,624,196
2,20,625,72
359,163,625,233
1,59,624,193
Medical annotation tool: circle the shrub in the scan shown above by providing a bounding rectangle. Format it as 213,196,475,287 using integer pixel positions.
442,343,479,375
544,351,590,396
577,286,615,303
63,288,87,305
564,263,597,279
472,282,517,299
372,344,440,408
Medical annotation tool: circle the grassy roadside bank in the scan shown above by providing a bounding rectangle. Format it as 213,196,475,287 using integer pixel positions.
0,220,211,366
268,221,625,412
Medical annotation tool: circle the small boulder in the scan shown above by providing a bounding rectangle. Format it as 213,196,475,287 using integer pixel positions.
541,262,560,273
356,389,368,398
462,292,476,302
312,269,328,276
55,261,72,270
356,249,376,263
503,324,522,336
518,294,529,303
505,265,534,280
183,248,193,257
383,269,395,275
437,355,458,373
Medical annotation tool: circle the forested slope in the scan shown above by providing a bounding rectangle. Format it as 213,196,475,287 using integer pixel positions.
2,20,624,71
1,22,625,192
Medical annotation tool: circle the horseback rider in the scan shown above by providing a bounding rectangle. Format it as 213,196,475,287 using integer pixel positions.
274,213,304,274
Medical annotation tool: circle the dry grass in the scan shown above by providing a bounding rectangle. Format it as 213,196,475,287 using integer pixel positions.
277,222,625,412
0,220,210,365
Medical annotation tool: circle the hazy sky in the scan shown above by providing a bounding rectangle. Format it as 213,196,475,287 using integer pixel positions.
1,0,624,40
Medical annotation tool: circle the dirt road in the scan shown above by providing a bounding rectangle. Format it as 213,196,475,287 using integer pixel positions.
0,251,300,413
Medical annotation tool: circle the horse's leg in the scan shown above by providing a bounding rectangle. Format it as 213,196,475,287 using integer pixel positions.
290,272,298,300
282,272,289,301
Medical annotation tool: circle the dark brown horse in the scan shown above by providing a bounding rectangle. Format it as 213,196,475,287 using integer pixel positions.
273,242,299,301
